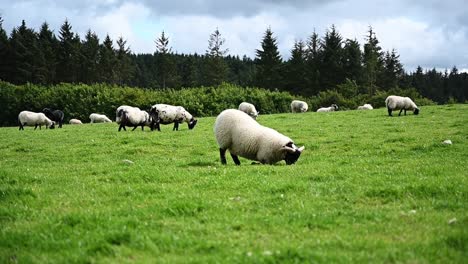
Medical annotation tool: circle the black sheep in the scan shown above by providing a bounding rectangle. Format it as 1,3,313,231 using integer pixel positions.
42,108,64,128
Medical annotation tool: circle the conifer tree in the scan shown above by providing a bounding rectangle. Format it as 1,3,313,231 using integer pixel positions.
0,15,11,82
362,26,383,94
155,31,177,88
38,22,58,84
284,40,307,94
205,28,228,86
98,34,117,83
81,30,100,84
116,36,134,85
255,27,282,90
378,49,403,90
57,19,80,83
305,30,321,95
342,38,362,84
319,25,344,89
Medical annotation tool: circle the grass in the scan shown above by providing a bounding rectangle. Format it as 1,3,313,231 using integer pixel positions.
0,104,467,263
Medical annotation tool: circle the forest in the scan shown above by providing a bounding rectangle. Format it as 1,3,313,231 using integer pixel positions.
0,17,466,104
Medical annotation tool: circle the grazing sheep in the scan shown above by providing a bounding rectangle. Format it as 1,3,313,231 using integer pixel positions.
89,113,112,123
357,104,373,110
69,119,83,125
42,108,64,128
115,105,134,124
117,106,151,131
214,109,305,165
18,111,55,130
238,102,259,119
291,100,308,113
149,104,198,131
385,95,420,116
317,104,338,112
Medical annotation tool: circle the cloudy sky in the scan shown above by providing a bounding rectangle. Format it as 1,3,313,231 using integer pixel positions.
1,0,467,71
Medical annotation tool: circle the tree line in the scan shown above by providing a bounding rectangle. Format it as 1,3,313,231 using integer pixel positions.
0,17,466,103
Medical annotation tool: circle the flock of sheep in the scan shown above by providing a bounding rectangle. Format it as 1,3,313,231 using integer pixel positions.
17,95,419,165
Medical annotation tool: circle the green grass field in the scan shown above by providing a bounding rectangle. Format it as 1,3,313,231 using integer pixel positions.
1,104,467,263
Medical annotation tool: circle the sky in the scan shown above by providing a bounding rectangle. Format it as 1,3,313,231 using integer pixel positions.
1,0,467,72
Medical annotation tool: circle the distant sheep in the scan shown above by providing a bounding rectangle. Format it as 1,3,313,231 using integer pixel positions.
117,106,151,131
291,100,308,113
238,102,259,119
357,104,373,110
18,111,55,130
149,104,197,131
115,105,133,124
89,113,112,123
214,109,304,165
43,108,64,128
317,104,338,112
69,119,83,125
385,95,419,116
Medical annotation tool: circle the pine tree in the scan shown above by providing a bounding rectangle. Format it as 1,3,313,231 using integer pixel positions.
362,26,383,94
0,15,11,82
37,22,58,84
155,31,177,88
305,30,321,95
319,25,344,90
255,27,282,90
98,34,117,83
378,49,403,90
80,30,100,84
342,38,362,84
284,40,307,94
205,28,228,86
57,19,80,83
116,36,134,86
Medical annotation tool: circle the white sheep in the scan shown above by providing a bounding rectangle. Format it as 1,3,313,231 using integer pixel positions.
291,100,308,113
18,111,55,130
357,103,373,110
214,109,305,165
115,105,134,124
89,113,112,123
385,95,420,116
149,104,198,131
238,102,259,119
69,119,83,125
317,104,338,112
116,106,151,131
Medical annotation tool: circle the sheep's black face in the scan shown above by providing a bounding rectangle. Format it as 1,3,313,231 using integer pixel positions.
414,108,420,115
188,119,198,130
285,150,302,165
49,123,55,129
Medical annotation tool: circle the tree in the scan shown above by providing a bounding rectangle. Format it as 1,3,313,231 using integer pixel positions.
205,28,228,86
305,30,321,95
378,49,403,90
319,25,344,90
255,27,283,90
342,38,362,84
0,15,11,82
155,31,177,88
116,36,134,86
98,34,117,83
362,26,383,94
80,30,100,84
57,19,80,83
37,22,58,84
284,40,307,94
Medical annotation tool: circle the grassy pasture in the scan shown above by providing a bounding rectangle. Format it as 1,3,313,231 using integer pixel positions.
0,104,467,263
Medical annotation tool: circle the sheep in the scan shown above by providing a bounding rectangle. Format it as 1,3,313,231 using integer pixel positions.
317,104,338,112
149,104,198,131
357,104,373,110
42,108,64,128
18,111,55,130
69,119,83,125
214,109,305,165
115,105,133,124
385,95,420,116
117,106,151,131
238,102,259,119
89,113,112,123
291,100,308,113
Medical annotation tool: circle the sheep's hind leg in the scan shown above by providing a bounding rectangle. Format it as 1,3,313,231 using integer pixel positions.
220,148,227,165
398,109,403,116
230,153,241,166
387,107,393,116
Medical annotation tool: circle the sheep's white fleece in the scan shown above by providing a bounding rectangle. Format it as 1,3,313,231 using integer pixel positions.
238,102,259,119
317,104,338,112
18,111,54,128
385,96,418,111
89,113,112,123
116,105,137,124
357,104,373,110
215,109,299,164
291,100,308,113
122,107,151,126
69,119,83,124
151,104,193,124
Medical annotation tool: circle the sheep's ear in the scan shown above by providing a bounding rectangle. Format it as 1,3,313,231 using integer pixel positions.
298,146,305,153
282,145,296,153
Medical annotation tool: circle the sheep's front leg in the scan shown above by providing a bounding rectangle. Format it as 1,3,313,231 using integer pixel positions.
220,148,227,165
118,124,126,131
230,153,241,165
398,109,404,116
173,122,179,131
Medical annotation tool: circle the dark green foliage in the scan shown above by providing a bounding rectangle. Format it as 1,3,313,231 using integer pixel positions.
204,28,228,86
320,25,345,89
255,27,283,90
